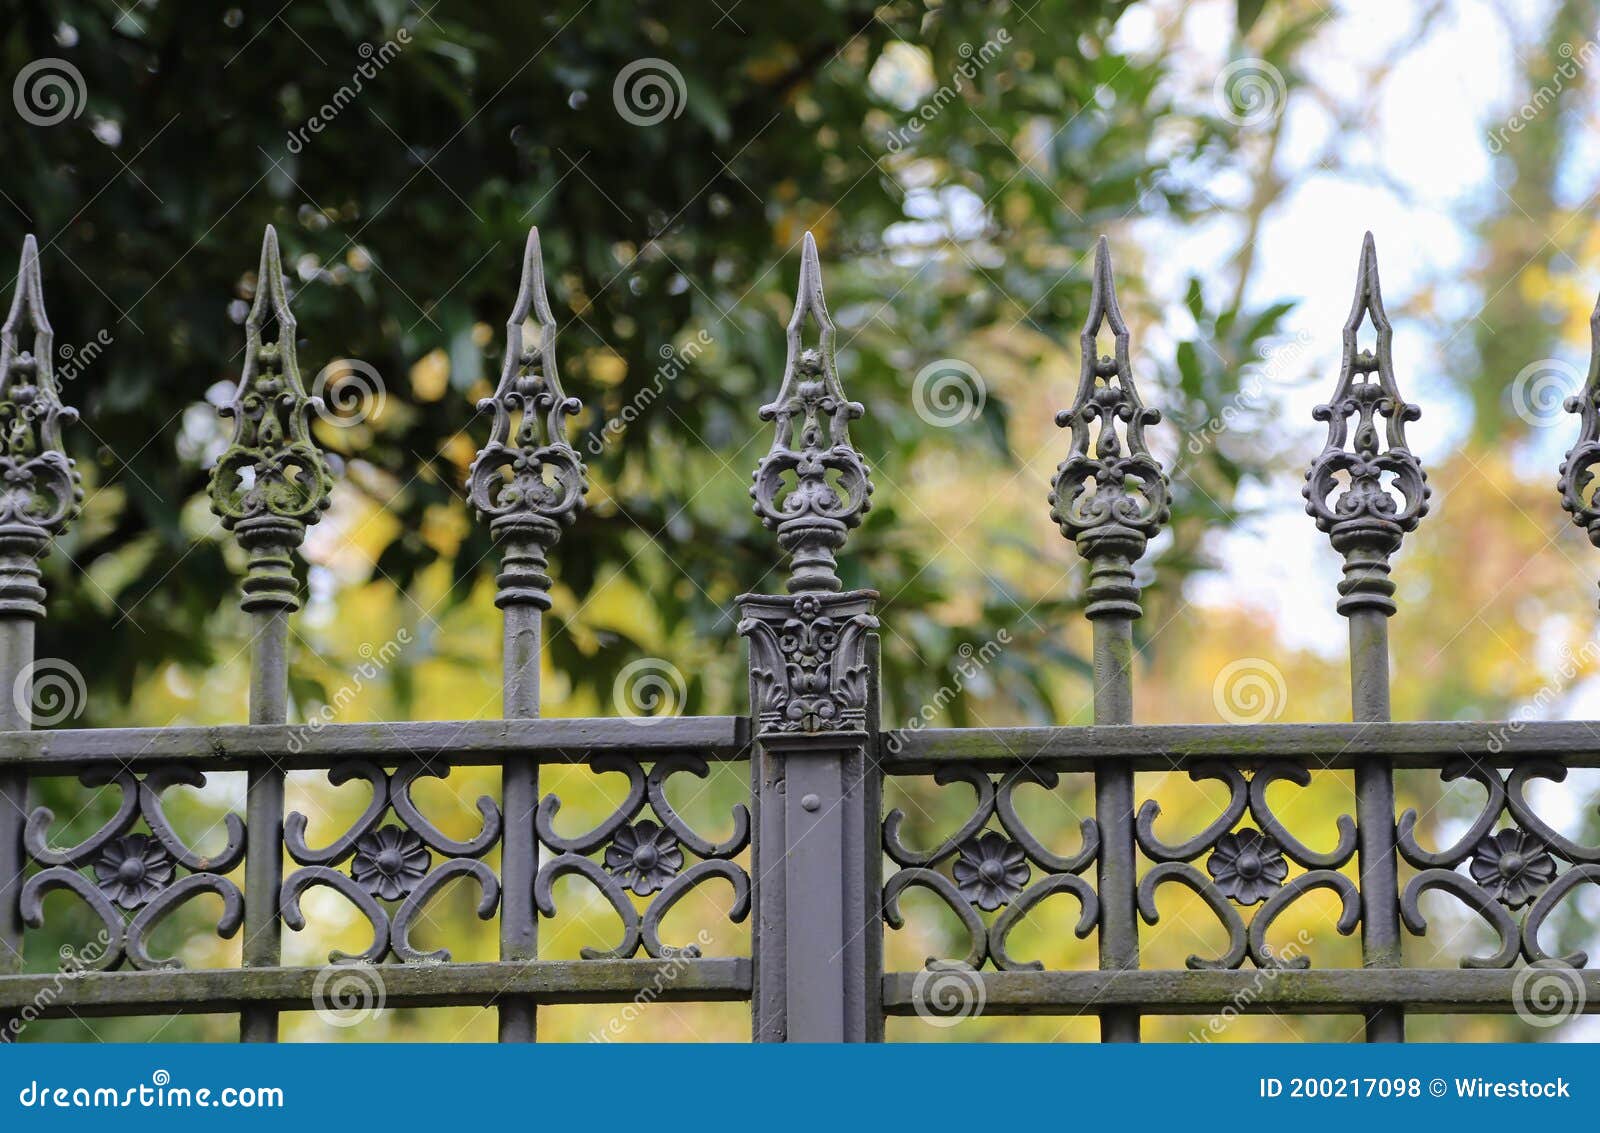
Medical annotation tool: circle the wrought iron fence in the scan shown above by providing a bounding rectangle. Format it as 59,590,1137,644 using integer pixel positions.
0,220,1597,1043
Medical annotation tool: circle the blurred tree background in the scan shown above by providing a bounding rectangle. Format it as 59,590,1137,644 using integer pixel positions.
7,0,1600,1042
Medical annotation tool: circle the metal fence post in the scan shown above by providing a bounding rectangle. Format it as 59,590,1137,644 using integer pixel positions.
1049,237,1169,1044
208,226,335,1043
741,234,878,1042
466,228,587,1043
1304,234,1428,1044
0,236,82,1038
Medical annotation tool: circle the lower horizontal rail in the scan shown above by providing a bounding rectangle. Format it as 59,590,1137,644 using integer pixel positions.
881,968,1600,1015
0,959,751,1018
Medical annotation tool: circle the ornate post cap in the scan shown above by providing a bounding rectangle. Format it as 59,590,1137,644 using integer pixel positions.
0,235,82,618
1303,233,1429,618
1558,292,1600,580
207,226,334,614
466,227,587,611
738,233,877,744
1048,236,1169,622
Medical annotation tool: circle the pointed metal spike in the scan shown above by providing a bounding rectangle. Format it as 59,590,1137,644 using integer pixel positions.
208,225,331,537
3,234,50,346
1051,236,1168,590
511,226,557,331
748,232,871,592
1082,234,1129,342
790,231,830,333
465,226,586,534
1345,232,1391,336
1305,234,1428,603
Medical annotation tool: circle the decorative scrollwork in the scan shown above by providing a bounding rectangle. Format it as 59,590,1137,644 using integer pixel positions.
1302,233,1429,617
1400,760,1600,967
1559,288,1600,572
1136,761,1355,968
739,589,878,738
207,226,333,532
467,227,586,612
22,768,245,970
883,766,1098,970
282,761,501,964
0,234,81,617
1049,236,1168,622
534,756,750,959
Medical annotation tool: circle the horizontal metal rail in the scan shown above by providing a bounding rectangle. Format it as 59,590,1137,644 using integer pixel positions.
0,959,751,1017
0,716,750,774
884,720,1600,771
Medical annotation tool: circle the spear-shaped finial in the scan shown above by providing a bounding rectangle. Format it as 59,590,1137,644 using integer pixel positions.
207,226,334,614
1048,236,1168,620
1303,233,1429,617
466,227,586,610
748,231,873,594
0,235,82,616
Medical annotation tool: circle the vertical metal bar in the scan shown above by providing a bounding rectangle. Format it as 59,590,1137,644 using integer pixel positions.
465,229,587,1043
1050,240,1165,1045
0,617,34,1038
1092,612,1140,1043
1305,235,1426,1045
0,235,82,1040
209,227,335,1045
497,585,541,1043
1349,606,1403,1043
241,581,289,1044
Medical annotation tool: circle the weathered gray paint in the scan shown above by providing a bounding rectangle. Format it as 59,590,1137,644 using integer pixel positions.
1,228,1595,1046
